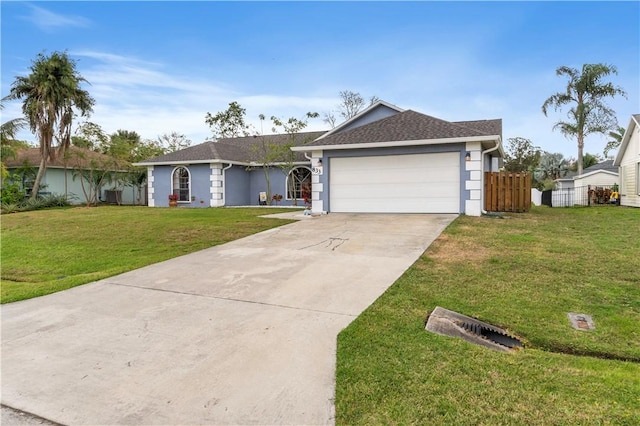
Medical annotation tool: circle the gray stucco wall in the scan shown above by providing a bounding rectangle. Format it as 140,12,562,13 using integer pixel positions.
19,167,142,205
150,163,312,208
337,105,400,133
245,167,310,207
248,167,300,206
224,165,250,206
153,164,211,207
319,143,468,213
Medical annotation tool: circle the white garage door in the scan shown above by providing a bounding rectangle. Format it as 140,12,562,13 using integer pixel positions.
330,152,460,213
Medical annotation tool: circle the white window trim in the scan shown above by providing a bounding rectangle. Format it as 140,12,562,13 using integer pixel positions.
636,162,640,196
171,166,192,203
285,166,312,200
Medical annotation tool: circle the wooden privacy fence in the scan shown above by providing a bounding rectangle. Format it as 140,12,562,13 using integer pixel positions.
484,172,531,213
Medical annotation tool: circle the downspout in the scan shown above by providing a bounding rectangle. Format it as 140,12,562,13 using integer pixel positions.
221,163,233,206
481,138,502,215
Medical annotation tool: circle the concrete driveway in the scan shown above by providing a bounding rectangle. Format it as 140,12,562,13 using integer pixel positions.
1,213,456,425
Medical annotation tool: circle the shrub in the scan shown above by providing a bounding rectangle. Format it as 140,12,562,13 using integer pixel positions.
0,192,71,214
0,180,26,205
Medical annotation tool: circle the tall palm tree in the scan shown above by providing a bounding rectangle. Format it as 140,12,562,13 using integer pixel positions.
3,51,94,199
542,63,626,175
603,126,626,158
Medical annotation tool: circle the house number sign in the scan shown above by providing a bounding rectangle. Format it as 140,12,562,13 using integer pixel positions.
312,166,323,176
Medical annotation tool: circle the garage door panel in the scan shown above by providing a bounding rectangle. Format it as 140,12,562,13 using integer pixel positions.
335,198,459,214
330,153,460,213
331,182,458,199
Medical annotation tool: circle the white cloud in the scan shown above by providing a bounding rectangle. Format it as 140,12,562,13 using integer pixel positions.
64,51,336,143
23,4,90,32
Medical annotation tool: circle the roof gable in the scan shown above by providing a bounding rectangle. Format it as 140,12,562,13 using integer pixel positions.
316,100,404,140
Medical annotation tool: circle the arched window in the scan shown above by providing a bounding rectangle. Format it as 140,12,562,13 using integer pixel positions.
171,166,190,202
286,167,311,200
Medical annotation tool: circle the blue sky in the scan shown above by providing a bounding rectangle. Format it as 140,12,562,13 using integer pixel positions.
2,1,638,159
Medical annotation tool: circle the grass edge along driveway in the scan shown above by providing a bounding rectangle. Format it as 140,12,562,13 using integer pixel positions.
1,206,299,303
336,206,639,425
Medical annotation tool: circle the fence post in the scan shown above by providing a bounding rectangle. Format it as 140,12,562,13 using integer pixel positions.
587,185,591,207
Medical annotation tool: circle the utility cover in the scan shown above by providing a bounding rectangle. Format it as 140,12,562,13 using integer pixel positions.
567,313,595,331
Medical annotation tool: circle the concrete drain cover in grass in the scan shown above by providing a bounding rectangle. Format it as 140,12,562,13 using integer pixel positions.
425,306,523,353
568,313,595,331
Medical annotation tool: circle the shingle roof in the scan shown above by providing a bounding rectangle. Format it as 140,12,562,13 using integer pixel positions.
304,110,501,147
558,160,618,180
583,160,617,173
4,147,126,170
454,119,503,139
139,131,326,164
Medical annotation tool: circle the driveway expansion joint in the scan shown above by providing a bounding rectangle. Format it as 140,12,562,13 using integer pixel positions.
106,281,357,318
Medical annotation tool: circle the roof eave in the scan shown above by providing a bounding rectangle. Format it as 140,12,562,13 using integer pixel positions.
575,169,619,179
132,159,311,167
133,159,249,167
292,135,501,152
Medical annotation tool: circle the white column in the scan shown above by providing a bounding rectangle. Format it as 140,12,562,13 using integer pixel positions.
210,163,224,207
147,166,155,207
311,150,324,213
465,142,482,216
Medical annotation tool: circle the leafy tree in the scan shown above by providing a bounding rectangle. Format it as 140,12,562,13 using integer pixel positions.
269,112,319,205
580,153,602,170
3,51,94,200
534,152,571,182
248,112,318,205
1,107,27,178
205,101,250,139
542,63,626,175
323,90,379,128
503,137,541,173
103,129,141,159
250,115,281,205
103,130,164,203
603,126,626,158
69,152,120,206
157,131,191,152
72,121,108,151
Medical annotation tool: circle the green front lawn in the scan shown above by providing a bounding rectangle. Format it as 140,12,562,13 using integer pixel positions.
1,206,297,303
337,207,640,425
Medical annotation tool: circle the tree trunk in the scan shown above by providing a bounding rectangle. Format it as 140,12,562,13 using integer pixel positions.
577,133,584,176
29,156,48,201
262,166,272,205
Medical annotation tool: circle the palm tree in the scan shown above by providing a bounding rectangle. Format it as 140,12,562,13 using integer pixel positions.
603,126,626,158
542,63,626,175
0,102,28,179
534,152,570,182
3,51,94,199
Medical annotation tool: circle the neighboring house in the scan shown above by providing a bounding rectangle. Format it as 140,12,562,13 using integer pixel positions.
136,101,503,216
553,160,619,207
555,160,619,190
613,114,640,208
3,147,144,205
